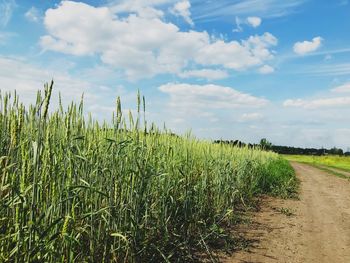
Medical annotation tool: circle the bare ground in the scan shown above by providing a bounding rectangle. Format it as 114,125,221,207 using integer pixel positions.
222,162,350,263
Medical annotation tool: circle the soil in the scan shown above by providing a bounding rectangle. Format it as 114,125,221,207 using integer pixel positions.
222,162,350,263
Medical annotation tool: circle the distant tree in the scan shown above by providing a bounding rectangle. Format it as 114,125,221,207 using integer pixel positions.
260,138,272,150
328,147,343,156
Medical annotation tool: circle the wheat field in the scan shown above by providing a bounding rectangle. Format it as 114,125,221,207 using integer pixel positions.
0,82,296,262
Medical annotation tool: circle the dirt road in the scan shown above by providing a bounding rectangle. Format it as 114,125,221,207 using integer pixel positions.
223,162,350,263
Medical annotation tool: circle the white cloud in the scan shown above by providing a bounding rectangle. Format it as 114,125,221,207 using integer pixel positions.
283,97,350,109
0,56,93,101
170,0,193,26
234,16,262,32
331,83,350,93
247,16,262,28
25,7,41,22
40,1,278,80
239,112,264,122
0,0,16,27
293,36,323,55
179,69,229,80
0,55,117,121
159,83,268,109
258,64,274,74
196,32,277,70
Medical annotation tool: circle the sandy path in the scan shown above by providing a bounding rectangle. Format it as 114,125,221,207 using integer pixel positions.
222,162,350,263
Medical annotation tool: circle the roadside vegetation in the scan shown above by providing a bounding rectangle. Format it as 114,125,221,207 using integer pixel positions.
0,82,297,262
285,155,350,172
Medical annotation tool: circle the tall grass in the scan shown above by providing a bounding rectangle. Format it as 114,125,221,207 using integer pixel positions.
0,82,296,262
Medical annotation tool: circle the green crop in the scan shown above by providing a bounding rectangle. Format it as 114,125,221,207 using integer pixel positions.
0,82,296,262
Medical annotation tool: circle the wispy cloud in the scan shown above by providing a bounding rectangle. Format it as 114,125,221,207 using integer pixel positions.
303,47,350,57
0,31,15,44
302,63,350,76
25,7,42,23
0,0,16,27
178,69,229,80
191,0,307,22
331,83,350,93
239,112,264,122
284,97,350,109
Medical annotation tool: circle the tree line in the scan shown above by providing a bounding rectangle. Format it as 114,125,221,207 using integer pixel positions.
214,138,349,156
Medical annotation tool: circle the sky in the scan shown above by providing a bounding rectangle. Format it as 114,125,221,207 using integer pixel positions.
1,0,350,150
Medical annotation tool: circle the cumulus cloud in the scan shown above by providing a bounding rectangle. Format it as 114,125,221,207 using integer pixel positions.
196,32,277,70
179,69,229,80
170,0,193,26
283,97,350,109
293,36,323,55
247,16,262,28
331,83,350,93
258,65,274,74
159,83,269,109
25,7,41,22
40,1,278,80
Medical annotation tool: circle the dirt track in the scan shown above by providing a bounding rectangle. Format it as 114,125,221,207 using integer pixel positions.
223,162,350,263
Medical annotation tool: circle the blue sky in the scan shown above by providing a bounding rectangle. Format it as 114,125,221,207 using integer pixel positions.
1,0,350,149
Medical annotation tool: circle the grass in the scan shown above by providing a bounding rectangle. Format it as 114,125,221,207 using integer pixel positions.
284,154,350,180
0,82,297,262
284,154,350,172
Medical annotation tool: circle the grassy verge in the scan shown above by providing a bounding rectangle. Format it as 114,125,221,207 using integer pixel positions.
295,162,349,180
0,82,297,262
284,154,350,172
311,165,350,180
257,158,298,199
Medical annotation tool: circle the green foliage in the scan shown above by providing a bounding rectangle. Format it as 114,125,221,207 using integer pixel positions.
0,83,296,262
257,158,298,198
259,138,272,151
